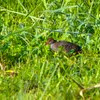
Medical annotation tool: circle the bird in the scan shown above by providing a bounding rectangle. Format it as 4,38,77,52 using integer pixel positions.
46,38,82,54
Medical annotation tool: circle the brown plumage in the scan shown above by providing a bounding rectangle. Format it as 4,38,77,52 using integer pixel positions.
46,38,82,54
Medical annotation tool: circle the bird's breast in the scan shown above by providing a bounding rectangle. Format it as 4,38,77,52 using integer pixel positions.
51,43,58,51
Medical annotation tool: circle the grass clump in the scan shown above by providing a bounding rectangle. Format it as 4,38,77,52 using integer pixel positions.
0,0,100,99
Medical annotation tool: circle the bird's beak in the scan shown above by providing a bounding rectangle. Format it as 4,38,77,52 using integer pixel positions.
45,41,48,45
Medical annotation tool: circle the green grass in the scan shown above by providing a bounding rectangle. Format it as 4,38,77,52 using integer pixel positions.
0,0,100,99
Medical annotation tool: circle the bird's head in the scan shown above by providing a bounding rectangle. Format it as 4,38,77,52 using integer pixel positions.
46,38,56,45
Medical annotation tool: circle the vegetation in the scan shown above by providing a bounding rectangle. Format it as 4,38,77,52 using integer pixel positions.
0,0,100,99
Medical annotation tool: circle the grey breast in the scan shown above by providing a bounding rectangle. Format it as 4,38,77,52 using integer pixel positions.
50,41,68,51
